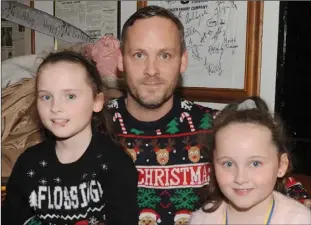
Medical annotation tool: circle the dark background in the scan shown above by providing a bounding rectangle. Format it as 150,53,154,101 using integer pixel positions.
275,1,311,176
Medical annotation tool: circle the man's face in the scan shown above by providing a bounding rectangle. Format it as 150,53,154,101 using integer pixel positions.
118,16,188,109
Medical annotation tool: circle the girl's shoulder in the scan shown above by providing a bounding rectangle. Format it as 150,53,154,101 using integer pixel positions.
7,140,54,183
189,202,226,225
273,191,311,224
274,191,310,212
18,140,54,162
93,132,133,163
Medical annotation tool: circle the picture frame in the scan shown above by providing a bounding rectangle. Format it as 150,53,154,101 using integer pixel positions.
30,1,35,54
53,1,121,50
1,0,35,58
137,1,263,103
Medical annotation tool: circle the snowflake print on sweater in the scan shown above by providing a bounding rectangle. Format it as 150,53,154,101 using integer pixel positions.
170,189,199,210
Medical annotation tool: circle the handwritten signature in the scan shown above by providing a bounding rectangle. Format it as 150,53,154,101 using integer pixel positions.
204,57,223,75
167,1,239,76
185,9,209,26
185,26,201,39
215,1,237,16
187,38,203,61
206,17,225,28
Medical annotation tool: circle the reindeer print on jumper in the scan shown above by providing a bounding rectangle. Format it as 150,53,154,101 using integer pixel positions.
108,95,216,225
152,139,175,165
183,135,206,163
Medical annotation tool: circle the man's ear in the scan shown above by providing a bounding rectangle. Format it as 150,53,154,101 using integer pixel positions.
117,48,124,72
180,50,188,73
277,153,289,178
93,92,105,113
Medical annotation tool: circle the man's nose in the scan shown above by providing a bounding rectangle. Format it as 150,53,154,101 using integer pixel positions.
144,57,160,77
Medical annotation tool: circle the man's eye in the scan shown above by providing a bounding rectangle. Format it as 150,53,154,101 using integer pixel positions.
160,53,170,60
133,52,144,59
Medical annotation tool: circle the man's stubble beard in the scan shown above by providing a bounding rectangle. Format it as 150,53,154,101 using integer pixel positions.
125,74,182,110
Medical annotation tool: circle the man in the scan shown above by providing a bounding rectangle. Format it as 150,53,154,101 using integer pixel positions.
107,5,310,225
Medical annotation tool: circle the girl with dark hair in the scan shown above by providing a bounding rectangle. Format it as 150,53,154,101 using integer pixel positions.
189,97,310,224
2,51,138,225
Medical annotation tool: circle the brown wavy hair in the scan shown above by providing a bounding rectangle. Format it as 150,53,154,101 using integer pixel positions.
200,96,292,212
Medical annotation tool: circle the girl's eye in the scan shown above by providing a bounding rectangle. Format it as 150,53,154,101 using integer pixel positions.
67,94,76,100
160,53,170,60
40,95,51,100
223,161,233,167
251,161,262,167
133,52,144,59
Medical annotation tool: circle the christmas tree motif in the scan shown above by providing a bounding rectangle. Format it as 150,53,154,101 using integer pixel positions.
137,189,161,209
199,112,212,129
130,128,144,135
165,117,179,134
119,138,143,162
170,189,199,210
29,190,38,210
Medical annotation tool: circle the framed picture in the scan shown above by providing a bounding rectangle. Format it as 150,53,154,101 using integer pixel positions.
54,1,121,50
30,1,35,54
137,1,263,103
1,0,35,60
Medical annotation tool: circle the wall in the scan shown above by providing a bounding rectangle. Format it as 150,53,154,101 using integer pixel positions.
34,1,54,54
34,1,280,111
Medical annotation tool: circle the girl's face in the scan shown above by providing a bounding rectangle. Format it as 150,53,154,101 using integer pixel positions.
214,123,288,210
36,61,103,140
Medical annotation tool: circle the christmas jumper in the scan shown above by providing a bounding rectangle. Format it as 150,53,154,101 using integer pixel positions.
107,95,217,225
2,132,139,225
189,191,311,224
107,95,311,225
